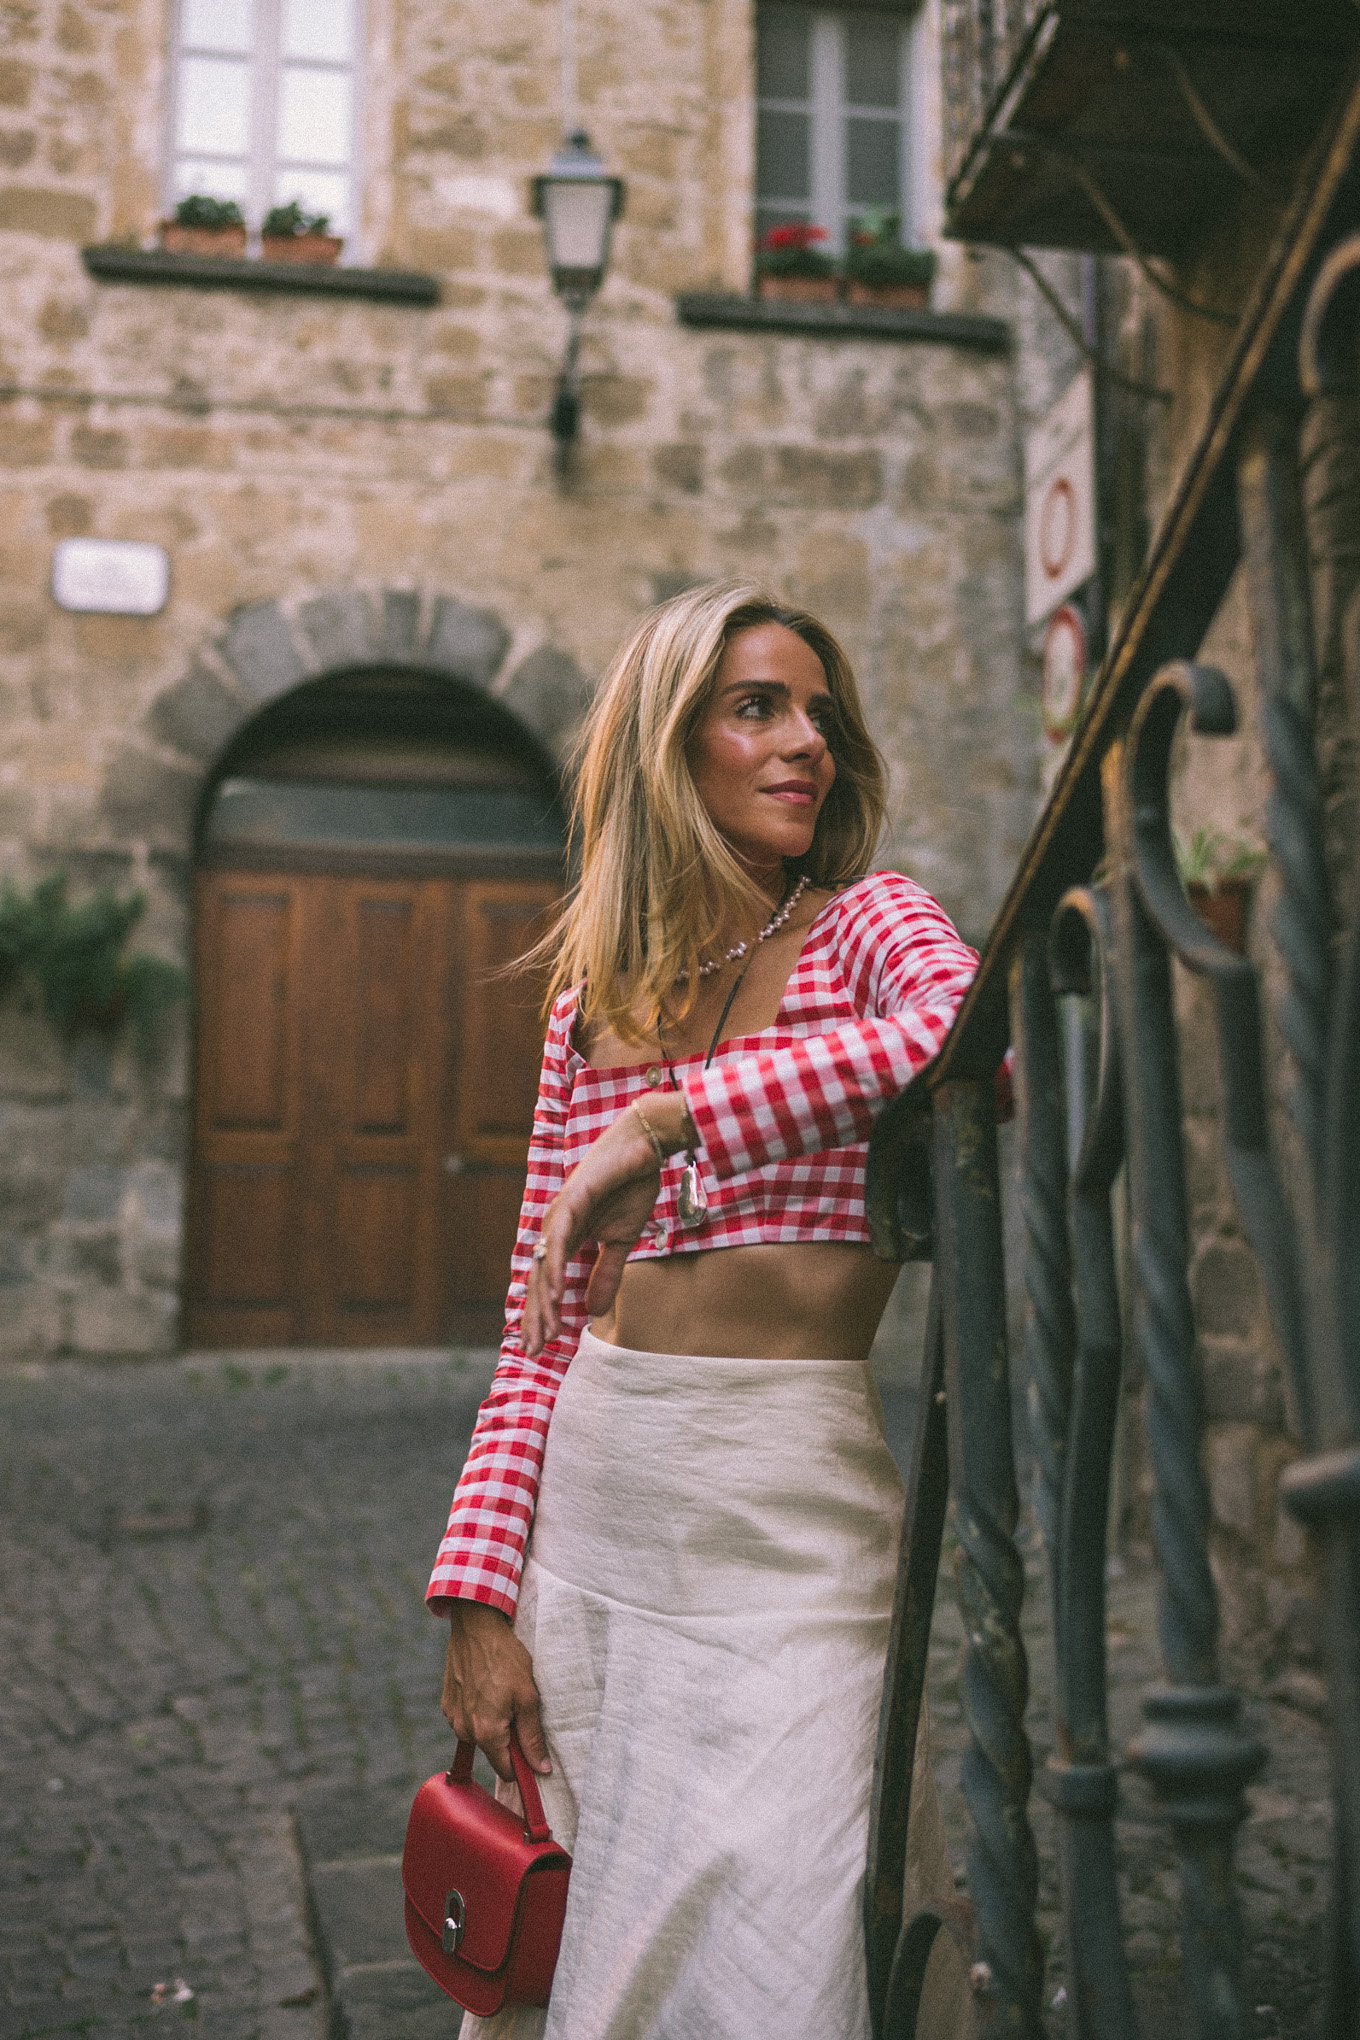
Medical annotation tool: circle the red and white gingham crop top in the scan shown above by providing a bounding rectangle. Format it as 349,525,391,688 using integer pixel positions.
427,869,979,1618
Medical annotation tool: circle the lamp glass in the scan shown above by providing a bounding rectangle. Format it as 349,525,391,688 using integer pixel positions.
546,183,615,297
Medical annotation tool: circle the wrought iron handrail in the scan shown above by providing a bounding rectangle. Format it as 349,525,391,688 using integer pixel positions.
942,1,1049,195
864,48,1360,2040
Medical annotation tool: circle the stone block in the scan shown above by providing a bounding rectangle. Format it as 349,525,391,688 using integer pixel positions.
501,645,590,764
148,663,249,763
0,1001,68,1100
0,1228,26,1283
297,591,376,672
0,60,33,107
70,1284,176,1356
1190,1237,1259,1341
0,186,97,240
129,1229,181,1287
0,416,54,465
381,589,420,659
69,1033,115,1100
101,745,200,848
718,444,882,509
0,1281,65,1357
124,1159,182,1230
652,444,703,494
1206,1421,1259,1541
425,597,510,690
45,1226,121,1286
222,603,309,706
581,374,651,426
70,425,128,470
64,1165,122,1223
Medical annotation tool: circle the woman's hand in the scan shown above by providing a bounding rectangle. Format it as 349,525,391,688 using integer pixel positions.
523,1093,693,1354
442,1601,551,1781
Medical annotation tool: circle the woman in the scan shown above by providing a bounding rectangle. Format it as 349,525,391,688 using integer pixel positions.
428,582,978,2039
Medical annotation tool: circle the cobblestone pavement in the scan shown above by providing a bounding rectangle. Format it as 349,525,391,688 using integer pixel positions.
0,1352,1334,2039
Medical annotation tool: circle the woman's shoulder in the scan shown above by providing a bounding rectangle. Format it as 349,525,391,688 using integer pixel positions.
820,868,955,938
546,981,586,1054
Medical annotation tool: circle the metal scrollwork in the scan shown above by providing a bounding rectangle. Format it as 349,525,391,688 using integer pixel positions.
1042,884,1137,2040
1127,661,1314,1440
865,1278,952,2039
1110,667,1268,2040
933,1080,1043,2037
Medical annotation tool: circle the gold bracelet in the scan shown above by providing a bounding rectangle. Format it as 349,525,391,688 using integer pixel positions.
630,1101,668,1167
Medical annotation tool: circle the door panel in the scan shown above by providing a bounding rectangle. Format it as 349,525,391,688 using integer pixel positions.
353,897,416,1132
187,864,559,1348
443,881,560,1342
203,888,294,1131
457,884,558,1162
194,1163,294,1306
334,1165,418,1307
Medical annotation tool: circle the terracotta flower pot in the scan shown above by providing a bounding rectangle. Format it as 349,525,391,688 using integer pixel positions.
159,222,247,258
757,273,838,305
260,234,344,265
1187,878,1252,955
844,278,929,311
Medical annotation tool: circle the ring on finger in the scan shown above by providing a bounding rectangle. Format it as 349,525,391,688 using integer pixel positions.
531,1241,548,1263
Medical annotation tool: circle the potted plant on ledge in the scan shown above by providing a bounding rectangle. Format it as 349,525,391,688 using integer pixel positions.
261,201,344,265
1174,827,1267,954
756,222,836,304
844,212,936,310
159,195,247,259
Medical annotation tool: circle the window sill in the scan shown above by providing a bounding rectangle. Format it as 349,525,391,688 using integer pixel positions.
674,291,1009,351
81,245,440,305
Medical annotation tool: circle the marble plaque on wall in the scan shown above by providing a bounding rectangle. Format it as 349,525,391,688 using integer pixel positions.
52,538,171,617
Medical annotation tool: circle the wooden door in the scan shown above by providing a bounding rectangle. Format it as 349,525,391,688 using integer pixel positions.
185,866,557,1347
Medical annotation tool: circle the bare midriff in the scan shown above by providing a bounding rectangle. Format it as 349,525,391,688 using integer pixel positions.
590,1240,899,1361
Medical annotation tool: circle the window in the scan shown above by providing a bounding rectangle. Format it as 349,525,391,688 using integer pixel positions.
756,4,921,256
167,0,360,239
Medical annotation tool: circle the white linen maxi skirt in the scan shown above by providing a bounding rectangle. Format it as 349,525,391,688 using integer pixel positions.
459,1329,969,2040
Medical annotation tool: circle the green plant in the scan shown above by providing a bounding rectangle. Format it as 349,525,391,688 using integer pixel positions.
756,222,834,279
262,200,332,238
172,194,245,229
1171,827,1267,889
845,211,936,290
0,873,187,1050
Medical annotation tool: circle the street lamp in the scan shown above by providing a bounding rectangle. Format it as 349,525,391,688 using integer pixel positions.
532,130,625,468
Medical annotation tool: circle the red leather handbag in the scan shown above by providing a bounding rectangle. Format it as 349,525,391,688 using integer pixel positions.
403,1734,571,2015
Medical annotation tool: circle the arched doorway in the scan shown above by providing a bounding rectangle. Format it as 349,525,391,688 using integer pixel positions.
184,668,565,1348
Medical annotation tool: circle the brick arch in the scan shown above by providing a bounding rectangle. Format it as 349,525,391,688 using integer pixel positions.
132,587,590,850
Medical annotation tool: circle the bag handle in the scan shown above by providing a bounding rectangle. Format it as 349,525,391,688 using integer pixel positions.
449,1732,553,1843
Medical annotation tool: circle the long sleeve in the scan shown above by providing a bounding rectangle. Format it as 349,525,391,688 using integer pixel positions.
426,992,592,1619
684,873,976,1180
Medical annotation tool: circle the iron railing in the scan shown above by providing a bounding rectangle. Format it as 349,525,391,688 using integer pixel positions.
865,50,1360,2040
941,0,1047,192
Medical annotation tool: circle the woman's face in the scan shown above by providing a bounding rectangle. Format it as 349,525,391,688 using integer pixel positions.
686,622,837,879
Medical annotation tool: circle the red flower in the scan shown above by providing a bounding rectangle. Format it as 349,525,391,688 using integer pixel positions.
760,222,828,252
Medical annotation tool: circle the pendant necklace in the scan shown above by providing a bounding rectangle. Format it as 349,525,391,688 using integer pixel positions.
661,874,809,1226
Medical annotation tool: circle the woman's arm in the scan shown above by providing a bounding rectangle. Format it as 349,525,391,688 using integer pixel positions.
427,992,602,1781
684,872,976,1178
427,993,590,1621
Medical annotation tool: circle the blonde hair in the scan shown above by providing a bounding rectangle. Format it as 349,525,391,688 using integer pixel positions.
543,579,886,1046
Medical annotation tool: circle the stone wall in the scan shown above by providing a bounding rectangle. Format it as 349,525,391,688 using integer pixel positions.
0,0,1059,1358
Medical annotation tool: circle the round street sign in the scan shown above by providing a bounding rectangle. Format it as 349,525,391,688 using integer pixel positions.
1041,602,1087,742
